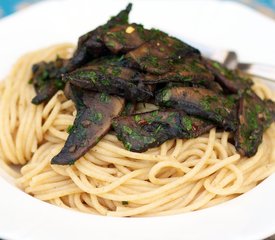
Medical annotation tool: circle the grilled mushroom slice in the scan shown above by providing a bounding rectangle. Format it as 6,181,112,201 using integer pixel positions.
31,57,68,104
125,30,200,75
140,57,216,87
103,23,151,54
51,84,125,165
235,90,273,157
121,102,137,116
113,110,214,152
204,59,253,93
155,86,237,131
265,99,275,121
65,3,132,71
64,60,152,101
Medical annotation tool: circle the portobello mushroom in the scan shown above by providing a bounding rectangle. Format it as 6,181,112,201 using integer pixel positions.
121,102,137,116
51,84,125,165
29,3,275,160
64,58,152,101
125,30,200,75
65,3,132,71
235,90,273,157
265,99,275,121
112,110,214,152
155,86,237,131
103,23,151,54
204,59,253,93
140,57,219,90
31,57,68,104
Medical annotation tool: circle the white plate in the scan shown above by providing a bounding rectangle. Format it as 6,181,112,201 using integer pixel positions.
1,1,275,239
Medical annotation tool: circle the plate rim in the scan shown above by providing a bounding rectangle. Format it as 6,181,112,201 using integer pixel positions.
1,1,275,239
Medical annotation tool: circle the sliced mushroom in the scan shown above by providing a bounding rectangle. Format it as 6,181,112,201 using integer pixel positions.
51,84,125,165
125,30,200,75
121,102,137,116
64,58,152,101
155,86,237,131
235,90,273,157
112,110,214,152
65,3,132,71
31,57,68,104
103,23,151,54
265,99,275,122
140,57,215,86
204,59,253,93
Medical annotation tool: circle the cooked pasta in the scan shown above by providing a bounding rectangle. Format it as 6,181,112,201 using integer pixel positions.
1,44,275,217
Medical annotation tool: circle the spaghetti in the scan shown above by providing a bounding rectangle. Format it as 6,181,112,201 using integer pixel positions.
1,44,275,217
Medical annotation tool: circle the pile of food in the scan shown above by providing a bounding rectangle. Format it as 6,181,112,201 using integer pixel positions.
30,3,275,165
1,3,275,217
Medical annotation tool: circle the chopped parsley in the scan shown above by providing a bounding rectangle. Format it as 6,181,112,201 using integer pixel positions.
123,126,133,134
78,71,98,83
100,93,110,103
134,115,141,122
89,112,103,124
182,116,193,131
66,125,74,134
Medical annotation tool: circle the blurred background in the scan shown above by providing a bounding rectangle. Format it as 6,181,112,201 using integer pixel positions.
0,0,275,19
